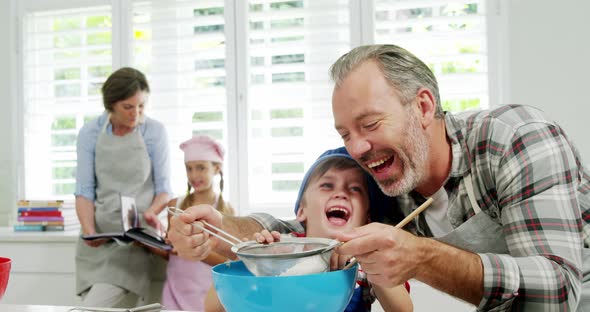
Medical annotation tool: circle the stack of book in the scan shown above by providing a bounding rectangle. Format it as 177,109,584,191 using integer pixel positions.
13,200,79,232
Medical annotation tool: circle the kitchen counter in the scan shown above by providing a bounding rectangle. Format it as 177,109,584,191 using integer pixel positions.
0,304,184,312
0,229,475,312
0,227,82,306
0,227,79,243
0,304,70,312
0,227,164,307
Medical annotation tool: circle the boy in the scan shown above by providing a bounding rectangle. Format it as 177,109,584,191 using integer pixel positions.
205,148,412,312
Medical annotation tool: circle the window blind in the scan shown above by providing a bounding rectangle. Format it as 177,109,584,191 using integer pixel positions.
18,0,491,219
130,0,229,196
22,5,112,199
245,0,351,216
374,0,489,111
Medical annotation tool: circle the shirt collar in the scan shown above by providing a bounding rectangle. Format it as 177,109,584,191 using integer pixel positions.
444,111,472,178
100,110,145,134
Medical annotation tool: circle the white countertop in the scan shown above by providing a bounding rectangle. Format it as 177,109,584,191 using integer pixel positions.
0,304,184,312
0,304,69,312
0,227,79,243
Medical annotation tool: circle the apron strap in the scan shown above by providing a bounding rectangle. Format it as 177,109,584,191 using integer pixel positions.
101,113,111,133
102,113,141,135
464,173,482,214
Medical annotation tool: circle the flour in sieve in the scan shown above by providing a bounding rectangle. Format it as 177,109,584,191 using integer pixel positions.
278,256,327,276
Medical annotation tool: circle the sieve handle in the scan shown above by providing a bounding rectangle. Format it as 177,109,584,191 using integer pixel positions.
342,197,434,270
167,206,242,247
192,221,241,248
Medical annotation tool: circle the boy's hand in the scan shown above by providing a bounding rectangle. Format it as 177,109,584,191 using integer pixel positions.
254,230,282,244
330,252,353,271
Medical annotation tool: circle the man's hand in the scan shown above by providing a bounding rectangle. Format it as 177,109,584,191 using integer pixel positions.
330,251,354,271
167,204,223,261
336,222,424,287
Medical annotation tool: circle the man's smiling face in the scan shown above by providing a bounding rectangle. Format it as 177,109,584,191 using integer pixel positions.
332,60,429,196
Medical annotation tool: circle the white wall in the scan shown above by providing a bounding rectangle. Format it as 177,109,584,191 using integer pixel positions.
502,0,590,163
0,0,18,226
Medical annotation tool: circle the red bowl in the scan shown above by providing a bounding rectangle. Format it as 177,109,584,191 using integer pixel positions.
0,257,11,300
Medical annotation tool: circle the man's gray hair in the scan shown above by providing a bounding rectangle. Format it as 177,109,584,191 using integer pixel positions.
330,44,443,118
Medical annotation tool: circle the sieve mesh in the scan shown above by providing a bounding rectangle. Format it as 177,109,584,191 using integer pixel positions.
231,237,341,276
236,241,330,258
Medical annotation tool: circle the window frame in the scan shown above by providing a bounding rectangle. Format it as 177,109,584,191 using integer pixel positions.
15,0,499,218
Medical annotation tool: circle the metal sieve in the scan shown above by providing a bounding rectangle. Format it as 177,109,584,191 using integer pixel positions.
231,237,340,277
167,207,340,277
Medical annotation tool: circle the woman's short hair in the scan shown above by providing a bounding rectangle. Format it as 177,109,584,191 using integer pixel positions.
101,67,150,111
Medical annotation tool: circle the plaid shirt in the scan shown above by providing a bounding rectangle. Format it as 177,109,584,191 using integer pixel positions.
402,105,590,311
251,104,590,311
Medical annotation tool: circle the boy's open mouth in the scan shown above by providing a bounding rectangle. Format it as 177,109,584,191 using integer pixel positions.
325,206,350,226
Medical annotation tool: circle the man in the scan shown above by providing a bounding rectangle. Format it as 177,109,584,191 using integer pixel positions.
169,45,590,311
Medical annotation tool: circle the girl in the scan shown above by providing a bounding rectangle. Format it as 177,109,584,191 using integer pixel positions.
162,135,234,311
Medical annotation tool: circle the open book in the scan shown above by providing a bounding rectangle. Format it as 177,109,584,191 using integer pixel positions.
82,195,172,251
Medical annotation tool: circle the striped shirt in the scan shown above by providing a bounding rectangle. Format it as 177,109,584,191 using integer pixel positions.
252,105,590,311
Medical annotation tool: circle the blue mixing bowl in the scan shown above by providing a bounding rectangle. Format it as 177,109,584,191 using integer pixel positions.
212,260,358,312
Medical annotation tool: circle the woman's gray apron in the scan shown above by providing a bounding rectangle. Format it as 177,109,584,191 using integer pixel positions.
432,174,590,311
75,117,161,297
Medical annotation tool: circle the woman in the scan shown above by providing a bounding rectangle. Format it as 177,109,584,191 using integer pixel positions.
74,67,172,307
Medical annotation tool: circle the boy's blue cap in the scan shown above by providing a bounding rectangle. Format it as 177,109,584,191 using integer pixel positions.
293,147,389,222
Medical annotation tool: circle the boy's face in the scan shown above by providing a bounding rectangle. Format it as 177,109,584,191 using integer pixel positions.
297,167,370,239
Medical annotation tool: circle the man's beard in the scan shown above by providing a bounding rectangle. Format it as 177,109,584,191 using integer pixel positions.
377,110,429,197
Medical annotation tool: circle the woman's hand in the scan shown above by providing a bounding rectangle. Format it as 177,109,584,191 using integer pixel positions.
134,241,170,259
144,210,164,235
84,239,109,247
